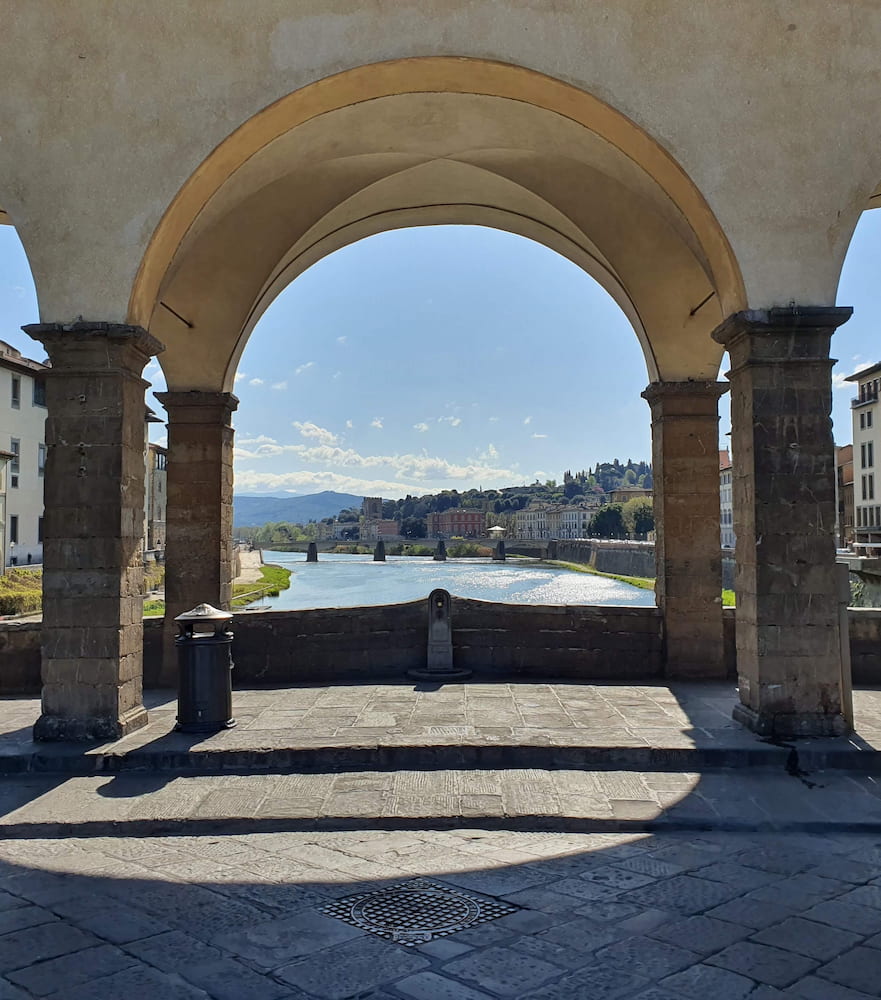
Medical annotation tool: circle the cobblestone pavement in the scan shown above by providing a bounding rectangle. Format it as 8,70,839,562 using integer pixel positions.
1,823,881,998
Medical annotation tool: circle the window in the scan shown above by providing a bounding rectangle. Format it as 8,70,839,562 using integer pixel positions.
870,442,875,468
871,475,876,501
862,443,867,468
9,439,19,489
32,378,46,408
37,517,43,544
10,376,20,409
37,443,46,478
869,410,874,428
862,476,866,501
9,515,17,544
861,413,866,429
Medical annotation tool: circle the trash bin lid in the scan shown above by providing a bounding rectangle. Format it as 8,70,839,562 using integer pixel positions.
174,603,233,623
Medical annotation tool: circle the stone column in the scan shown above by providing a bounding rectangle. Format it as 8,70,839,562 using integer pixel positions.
24,322,163,741
156,391,237,682
642,381,727,678
713,306,853,737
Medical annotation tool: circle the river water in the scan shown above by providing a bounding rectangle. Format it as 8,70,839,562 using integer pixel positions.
257,551,655,610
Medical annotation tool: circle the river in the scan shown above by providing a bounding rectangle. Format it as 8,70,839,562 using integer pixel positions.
256,551,655,610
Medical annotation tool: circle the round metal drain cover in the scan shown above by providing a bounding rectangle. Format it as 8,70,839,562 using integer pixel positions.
321,877,518,946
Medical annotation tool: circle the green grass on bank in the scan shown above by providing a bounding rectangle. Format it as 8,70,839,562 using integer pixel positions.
231,563,292,608
545,559,655,591
0,568,43,616
142,563,293,617
548,559,737,606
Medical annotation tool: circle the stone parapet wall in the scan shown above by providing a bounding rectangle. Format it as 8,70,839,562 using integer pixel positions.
2,603,879,692
848,609,881,684
553,540,656,578
0,621,42,694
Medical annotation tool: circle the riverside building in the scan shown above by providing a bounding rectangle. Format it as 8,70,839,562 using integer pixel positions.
0,341,47,566
847,362,881,553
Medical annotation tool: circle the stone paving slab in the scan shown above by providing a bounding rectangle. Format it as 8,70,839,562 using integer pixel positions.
2,767,881,839
1,683,881,775
0,824,881,998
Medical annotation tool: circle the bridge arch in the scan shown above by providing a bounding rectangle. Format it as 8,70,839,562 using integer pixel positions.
129,58,746,392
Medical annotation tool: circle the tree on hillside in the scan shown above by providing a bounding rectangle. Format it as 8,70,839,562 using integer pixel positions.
588,504,625,538
622,496,654,537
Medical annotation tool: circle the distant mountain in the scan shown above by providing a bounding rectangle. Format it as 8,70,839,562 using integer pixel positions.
234,491,362,527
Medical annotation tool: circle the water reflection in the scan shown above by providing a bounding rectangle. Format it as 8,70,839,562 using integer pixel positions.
257,551,655,610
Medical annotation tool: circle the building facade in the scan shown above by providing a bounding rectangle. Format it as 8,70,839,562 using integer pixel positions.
836,444,854,548
847,363,881,553
360,518,400,542
0,341,48,566
719,449,735,549
145,443,167,554
426,508,484,538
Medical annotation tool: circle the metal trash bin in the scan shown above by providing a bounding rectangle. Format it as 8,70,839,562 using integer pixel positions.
174,603,236,732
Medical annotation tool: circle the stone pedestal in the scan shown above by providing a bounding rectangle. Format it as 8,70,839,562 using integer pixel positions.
24,322,163,742
713,306,853,737
642,381,727,678
156,391,237,685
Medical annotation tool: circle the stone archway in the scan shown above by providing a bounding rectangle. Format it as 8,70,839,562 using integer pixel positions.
122,59,745,706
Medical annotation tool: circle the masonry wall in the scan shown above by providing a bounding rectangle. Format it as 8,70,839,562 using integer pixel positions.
2,603,878,692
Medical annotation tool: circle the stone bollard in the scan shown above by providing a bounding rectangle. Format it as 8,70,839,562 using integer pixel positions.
434,539,447,561
374,539,386,562
306,541,318,562
409,589,472,681
492,540,506,562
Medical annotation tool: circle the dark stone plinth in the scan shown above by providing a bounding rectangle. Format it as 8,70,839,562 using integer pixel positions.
374,540,386,562
306,542,318,562
434,540,447,561
492,541,506,561
713,306,853,738
732,702,849,739
33,705,149,743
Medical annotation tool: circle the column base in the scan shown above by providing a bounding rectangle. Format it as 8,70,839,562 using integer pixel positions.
733,702,850,739
33,704,149,743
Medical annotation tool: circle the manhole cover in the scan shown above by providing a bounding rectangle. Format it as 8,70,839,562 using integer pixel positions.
320,878,518,946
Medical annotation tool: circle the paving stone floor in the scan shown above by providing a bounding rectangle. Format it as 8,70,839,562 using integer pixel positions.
1,683,880,764
2,684,881,996
1,824,881,998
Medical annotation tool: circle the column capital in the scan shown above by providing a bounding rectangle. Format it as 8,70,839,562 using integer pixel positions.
711,306,853,355
641,380,729,406
156,390,239,424
24,322,164,372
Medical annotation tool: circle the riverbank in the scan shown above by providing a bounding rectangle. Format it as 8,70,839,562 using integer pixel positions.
544,558,736,607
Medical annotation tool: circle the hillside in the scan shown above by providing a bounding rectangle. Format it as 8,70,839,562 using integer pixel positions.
233,491,362,527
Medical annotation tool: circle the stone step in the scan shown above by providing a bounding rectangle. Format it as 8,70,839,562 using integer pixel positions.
2,767,881,839
1,737,879,777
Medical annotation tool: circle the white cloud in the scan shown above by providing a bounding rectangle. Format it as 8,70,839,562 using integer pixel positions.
295,361,315,376
370,417,384,430
531,432,548,439
523,416,532,425
414,422,430,433
332,371,342,380
337,336,347,344
480,444,499,460
271,380,288,391
832,364,866,390
292,421,339,446
345,420,353,429
488,416,500,423
249,377,264,387
438,416,462,428
234,372,247,383
234,439,519,490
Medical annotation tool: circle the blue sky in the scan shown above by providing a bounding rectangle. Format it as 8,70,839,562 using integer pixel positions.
1,214,879,498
